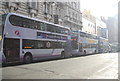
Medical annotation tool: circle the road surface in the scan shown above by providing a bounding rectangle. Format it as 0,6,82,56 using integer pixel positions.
2,53,118,79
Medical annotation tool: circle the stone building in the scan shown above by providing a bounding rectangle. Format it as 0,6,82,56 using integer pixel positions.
106,15,118,43
0,1,44,19
82,9,96,35
0,1,82,31
63,2,82,30
96,18,108,39
82,9,108,39
42,1,82,30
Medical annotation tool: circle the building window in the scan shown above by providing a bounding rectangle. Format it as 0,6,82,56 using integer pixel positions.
72,12,74,20
6,2,21,11
59,8,61,18
91,24,92,27
43,2,54,16
43,2,46,14
88,23,90,26
29,0,38,10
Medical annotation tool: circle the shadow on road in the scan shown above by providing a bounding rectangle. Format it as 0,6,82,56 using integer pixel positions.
2,53,104,67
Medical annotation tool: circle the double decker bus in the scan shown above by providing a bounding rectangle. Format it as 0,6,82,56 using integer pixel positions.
1,13,71,64
71,30,98,56
98,37,110,53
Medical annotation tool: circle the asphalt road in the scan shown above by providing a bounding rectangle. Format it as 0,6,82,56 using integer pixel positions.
2,53,118,79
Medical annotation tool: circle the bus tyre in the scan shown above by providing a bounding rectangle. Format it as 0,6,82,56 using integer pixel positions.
84,50,86,55
24,53,32,64
61,51,65,59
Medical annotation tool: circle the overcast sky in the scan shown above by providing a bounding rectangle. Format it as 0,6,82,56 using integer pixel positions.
80,0,119,18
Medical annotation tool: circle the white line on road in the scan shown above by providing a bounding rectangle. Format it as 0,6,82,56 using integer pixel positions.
97,62,116,73
87,61,117,79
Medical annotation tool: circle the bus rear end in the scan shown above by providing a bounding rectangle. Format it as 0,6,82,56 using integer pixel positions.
1,14,21,64
0,14,8,64
0,14,3,65
70,31,81,56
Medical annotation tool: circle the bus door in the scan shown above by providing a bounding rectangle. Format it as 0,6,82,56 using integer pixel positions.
79,43,83,53
3,38,20,63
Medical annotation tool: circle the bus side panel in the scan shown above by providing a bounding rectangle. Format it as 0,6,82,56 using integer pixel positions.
52,49,63,56
22,49,62,61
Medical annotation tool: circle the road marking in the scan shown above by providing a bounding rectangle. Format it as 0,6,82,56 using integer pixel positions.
97,62,116,73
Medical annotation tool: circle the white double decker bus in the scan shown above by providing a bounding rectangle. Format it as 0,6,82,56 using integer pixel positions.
1,13,71,64
98,37,109,53
79,31,98,54
71,30,98,56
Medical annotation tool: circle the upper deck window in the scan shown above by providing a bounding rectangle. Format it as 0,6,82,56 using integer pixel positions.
9,15,70,35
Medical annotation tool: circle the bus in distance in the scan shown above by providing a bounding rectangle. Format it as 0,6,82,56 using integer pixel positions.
71,30,98,56
98,37,109,53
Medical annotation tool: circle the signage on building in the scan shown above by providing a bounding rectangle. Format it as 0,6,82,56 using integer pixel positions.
101,28,107,38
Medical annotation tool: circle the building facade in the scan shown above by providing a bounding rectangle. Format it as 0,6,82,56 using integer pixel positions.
42,1,82,30
106,15,118,43
82,10,96,35
0,1,82,31
82,10,108,39
96,19,108,39
0,1,44,19
63,2,82,30
96,18,108,39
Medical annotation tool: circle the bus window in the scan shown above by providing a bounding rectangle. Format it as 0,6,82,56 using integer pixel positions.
56,27,61,33
23,40,52,49
47,24,55,32
61,28,69,35
52,42,63,49
34,21,38,29
37,21,41,30
61,42,65,48
29,20,36,29
9,15,17,26
22,18,28,28
65,29,69,35
40,22,46,31
80,32,86,37
34,40,46,49
9,15,24,27
23,39,35,49
37,41,44,49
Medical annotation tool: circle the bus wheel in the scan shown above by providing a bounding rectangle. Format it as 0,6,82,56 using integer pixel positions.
24,53,32,64
84,50,86,54
61,51,65,59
